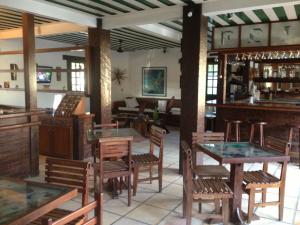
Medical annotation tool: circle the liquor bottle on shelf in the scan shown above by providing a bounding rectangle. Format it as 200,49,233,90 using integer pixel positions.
281,67,286,78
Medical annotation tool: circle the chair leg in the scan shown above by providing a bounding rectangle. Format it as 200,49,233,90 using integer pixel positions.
248,189,255,224
259,125,264,146
149,165,153,184
185,193,192,225
128,174,131,207
262,188,267,206
249,124,254,143
183,189,187,218
222,198,229,225
214,199,221,213
235,124,240,142
279,186,285,221
133,166,139,196
225,122,231,142
158,163,163,192
198,202,202,213
119,177,123,194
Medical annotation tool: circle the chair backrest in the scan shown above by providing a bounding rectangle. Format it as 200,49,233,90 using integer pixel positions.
149,126,166,159
192,132,225,146
265,136,291,156
45,158,91,206
42,193,103,225
93,121,118,129
150,125,166,148
99,136,133,160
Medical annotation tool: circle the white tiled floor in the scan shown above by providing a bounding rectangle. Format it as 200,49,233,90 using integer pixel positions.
31,127,300,225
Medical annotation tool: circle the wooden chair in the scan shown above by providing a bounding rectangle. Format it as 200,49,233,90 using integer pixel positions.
94,136,133,206
192,132,230,179
132,126,166,196
42,193,103,225
182,141,233,225
92,122,119,163
31,158,91,225
192,132,230,213
243,136,291,223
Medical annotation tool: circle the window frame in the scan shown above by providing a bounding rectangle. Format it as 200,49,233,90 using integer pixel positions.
206,59,218,104
63,55,85,92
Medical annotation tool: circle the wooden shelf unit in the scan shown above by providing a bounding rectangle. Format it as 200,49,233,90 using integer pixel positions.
253,77,300,83
0,87,85,94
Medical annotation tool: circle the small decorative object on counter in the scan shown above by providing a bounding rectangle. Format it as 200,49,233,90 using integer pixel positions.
4,81,10,88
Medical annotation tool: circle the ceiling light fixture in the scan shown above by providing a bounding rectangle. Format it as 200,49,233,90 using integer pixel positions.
117,40,124,53
227,13,233,20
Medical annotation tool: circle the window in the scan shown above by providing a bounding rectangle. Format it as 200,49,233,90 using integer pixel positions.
71,62,85,92
206,62,218,103
63,55,85,92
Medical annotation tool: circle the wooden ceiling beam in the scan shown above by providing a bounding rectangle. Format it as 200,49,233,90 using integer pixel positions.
0,0,97,27
0,22,87,39
203,0,300,16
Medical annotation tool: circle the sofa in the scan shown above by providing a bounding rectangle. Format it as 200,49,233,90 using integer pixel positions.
112,97,182,126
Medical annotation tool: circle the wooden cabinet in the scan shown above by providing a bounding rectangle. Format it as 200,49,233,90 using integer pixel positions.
39,94,94,160
39,117,73,159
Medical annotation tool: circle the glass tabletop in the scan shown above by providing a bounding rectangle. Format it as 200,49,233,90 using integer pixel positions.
0,178,72,225
87,128,142,142
198,142,285,161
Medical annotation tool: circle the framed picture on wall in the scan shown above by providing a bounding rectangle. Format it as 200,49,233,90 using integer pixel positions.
241,23,269,47
271,21,300,46
142,67,167,97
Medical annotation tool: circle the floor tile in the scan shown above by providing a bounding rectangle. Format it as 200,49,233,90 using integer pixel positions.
104,198,140,216
144,192,182,210
103,211,121,225
112,217,150,225
126,204,171,225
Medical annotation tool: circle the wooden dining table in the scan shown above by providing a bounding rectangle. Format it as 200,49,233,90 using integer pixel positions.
0,178,77,225
195,142,290,224
87,127,145,144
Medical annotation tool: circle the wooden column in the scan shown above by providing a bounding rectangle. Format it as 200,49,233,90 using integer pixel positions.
88,19,111,124
22,13,39,176
215,53,227,132
217,53,227,105
180,4,208,171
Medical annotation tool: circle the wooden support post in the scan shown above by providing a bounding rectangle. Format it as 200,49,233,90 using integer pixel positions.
217,53,227,105
22,13,39,176
88,19,112,124
180,4,208,172
216,53,227,132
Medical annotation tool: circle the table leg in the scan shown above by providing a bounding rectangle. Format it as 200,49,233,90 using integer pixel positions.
229,163,244,223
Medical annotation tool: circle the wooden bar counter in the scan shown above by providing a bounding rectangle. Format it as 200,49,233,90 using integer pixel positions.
0,105,44,177
214,101,300,160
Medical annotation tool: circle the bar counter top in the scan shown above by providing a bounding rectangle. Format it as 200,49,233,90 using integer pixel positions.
0,105,46,119
210,100,300,112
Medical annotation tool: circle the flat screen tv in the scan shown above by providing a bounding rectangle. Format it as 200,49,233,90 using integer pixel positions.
37,66,52,83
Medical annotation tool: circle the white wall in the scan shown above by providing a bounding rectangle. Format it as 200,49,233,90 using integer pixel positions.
0,38,181,109
0,38,84,108
111,51,130,102
111,47,181,102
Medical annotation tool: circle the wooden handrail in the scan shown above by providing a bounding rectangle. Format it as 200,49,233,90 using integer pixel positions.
0,110,46,119
0,121,41,131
